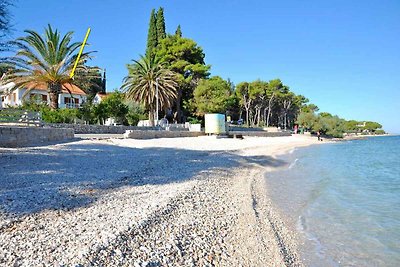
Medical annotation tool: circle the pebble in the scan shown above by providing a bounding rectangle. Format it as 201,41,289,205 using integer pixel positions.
0,138,304,266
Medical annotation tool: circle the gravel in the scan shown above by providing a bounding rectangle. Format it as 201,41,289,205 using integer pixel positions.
0,136,315,266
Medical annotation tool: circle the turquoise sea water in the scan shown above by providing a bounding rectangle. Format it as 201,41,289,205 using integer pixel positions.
265,136,400,266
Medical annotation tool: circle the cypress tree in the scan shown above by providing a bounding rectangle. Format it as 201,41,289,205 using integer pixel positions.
175,25,182,37
146,9,158,57
156,7,166,42
102,69,106,93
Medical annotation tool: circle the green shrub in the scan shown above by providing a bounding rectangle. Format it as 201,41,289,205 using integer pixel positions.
326,129,344,138
41,108,79,123
187,116,203,125
126,110,147,126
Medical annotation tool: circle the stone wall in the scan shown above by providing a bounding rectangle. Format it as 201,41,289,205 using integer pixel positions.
228,126,281,132
46,123,158,134
228,131,291,137
124,130,205,139
0,126,74,147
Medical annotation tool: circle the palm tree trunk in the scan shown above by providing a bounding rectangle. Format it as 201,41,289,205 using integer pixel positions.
48,82,61,110
148,109,155,126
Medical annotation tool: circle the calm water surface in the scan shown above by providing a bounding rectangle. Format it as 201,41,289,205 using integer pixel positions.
265,136,400,267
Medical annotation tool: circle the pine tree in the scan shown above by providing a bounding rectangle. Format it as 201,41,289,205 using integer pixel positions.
156,7,166,42
102,69,106,93
175,25,182,37
146,9,158,57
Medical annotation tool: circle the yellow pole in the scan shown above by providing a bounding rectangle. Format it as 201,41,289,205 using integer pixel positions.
70,28,91,78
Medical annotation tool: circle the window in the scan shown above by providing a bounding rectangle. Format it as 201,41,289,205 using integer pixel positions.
42,95,48,102
64,97,79,108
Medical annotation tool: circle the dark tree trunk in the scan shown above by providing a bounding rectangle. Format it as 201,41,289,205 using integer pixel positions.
48,82,61,110
175,88,183,123
284,113,287,130
263,108,267,126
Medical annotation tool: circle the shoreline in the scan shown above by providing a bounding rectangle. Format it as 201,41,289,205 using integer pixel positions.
342,133,393,141
263,135,400,266
0,135,327,266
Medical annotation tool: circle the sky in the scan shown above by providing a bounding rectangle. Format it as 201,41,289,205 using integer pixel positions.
8,0,400,133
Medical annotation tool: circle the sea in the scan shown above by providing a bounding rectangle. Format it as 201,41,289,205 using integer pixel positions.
265,136,400,267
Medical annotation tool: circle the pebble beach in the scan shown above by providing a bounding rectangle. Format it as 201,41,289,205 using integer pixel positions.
0,135,321,266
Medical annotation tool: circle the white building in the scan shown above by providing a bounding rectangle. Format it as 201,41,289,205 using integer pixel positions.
0,82,87,109
92,92,109,105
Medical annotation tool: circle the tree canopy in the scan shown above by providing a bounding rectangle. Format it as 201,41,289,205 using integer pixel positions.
156,7,166,42
121,54,178,126
175,25,182,37
145,9,158,57
0,0,13,51
2,7,384,135
3,25,95,109
156,34,210,122
193,76,236,115
73,67,104,99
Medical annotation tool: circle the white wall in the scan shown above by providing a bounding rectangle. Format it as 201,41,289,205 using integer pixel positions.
58,93,87,108
1,88,23,107
92,94,102,105
0,87,87,109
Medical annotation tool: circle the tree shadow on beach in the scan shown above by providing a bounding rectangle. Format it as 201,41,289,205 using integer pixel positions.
0,141,287,217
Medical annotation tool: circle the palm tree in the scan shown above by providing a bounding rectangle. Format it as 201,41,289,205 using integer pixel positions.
2,25,94,109
121,54,178,126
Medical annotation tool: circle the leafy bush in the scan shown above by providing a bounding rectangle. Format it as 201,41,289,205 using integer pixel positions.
21,100,78,123
78,102,95,123
42,108,79,123
187,116,202,124
126,109,147,126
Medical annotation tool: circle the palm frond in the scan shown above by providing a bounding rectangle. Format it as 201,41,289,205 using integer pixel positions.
121,54,178,111
2,25,96,109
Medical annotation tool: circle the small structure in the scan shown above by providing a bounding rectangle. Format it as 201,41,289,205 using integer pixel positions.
204,114,226,135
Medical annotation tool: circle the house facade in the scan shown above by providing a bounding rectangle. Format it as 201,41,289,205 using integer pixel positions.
92,92,109,105
0,83,87,109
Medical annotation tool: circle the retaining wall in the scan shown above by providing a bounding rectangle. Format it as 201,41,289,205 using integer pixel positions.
0,126,74,147
45,123,159,134
228,131,292,137
124,130,205,139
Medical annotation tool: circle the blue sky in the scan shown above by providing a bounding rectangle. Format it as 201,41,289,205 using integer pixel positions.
9,0,400,133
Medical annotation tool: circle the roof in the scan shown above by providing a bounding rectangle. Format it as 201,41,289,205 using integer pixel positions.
26,82,87,96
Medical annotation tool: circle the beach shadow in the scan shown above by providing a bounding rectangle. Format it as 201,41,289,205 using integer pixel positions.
0,141,287,217
242,155,287,168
